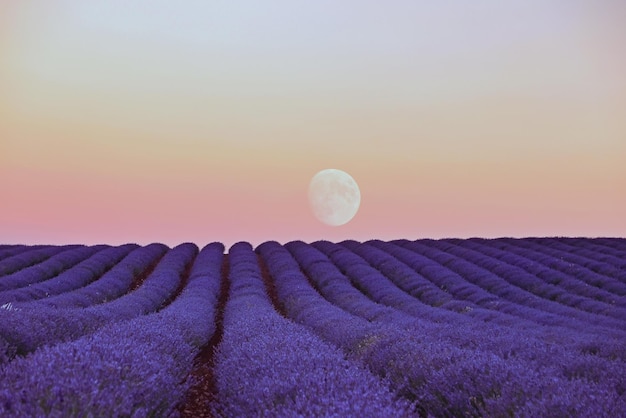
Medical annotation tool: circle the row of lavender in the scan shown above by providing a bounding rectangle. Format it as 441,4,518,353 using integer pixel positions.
0,242,223,416
0,238,625,416
210,242,413,416
261,240,625,416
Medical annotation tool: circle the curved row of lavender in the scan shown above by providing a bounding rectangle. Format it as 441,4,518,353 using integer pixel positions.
212,242,413,416
265,240,625,416
0,245,82,278
0,242,224,416
0,237,624,417
0,243,173,358
0,244,136,305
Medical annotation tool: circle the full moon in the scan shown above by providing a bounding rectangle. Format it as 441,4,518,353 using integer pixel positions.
308,169,361,226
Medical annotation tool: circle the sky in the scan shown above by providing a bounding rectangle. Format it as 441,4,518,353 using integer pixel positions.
1,0,625,247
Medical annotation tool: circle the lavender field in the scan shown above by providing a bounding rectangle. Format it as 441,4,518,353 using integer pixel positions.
0,238,625,417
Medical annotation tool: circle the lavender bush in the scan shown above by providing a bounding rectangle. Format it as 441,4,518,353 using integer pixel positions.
0,243,194,362
0,238,624,417
0,242,224,417
212,242,414,417
0,244,137,305
0,245,106,293
0,245,80,277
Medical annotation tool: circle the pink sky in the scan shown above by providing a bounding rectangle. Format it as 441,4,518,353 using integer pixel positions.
1,1,625,247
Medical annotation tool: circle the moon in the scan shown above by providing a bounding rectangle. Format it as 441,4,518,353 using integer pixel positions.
309,169,361,226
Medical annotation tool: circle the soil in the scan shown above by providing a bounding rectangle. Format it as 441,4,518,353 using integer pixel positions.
177,254,230,418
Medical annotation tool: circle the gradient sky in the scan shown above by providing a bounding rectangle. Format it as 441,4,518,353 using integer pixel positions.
1,0,625,247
